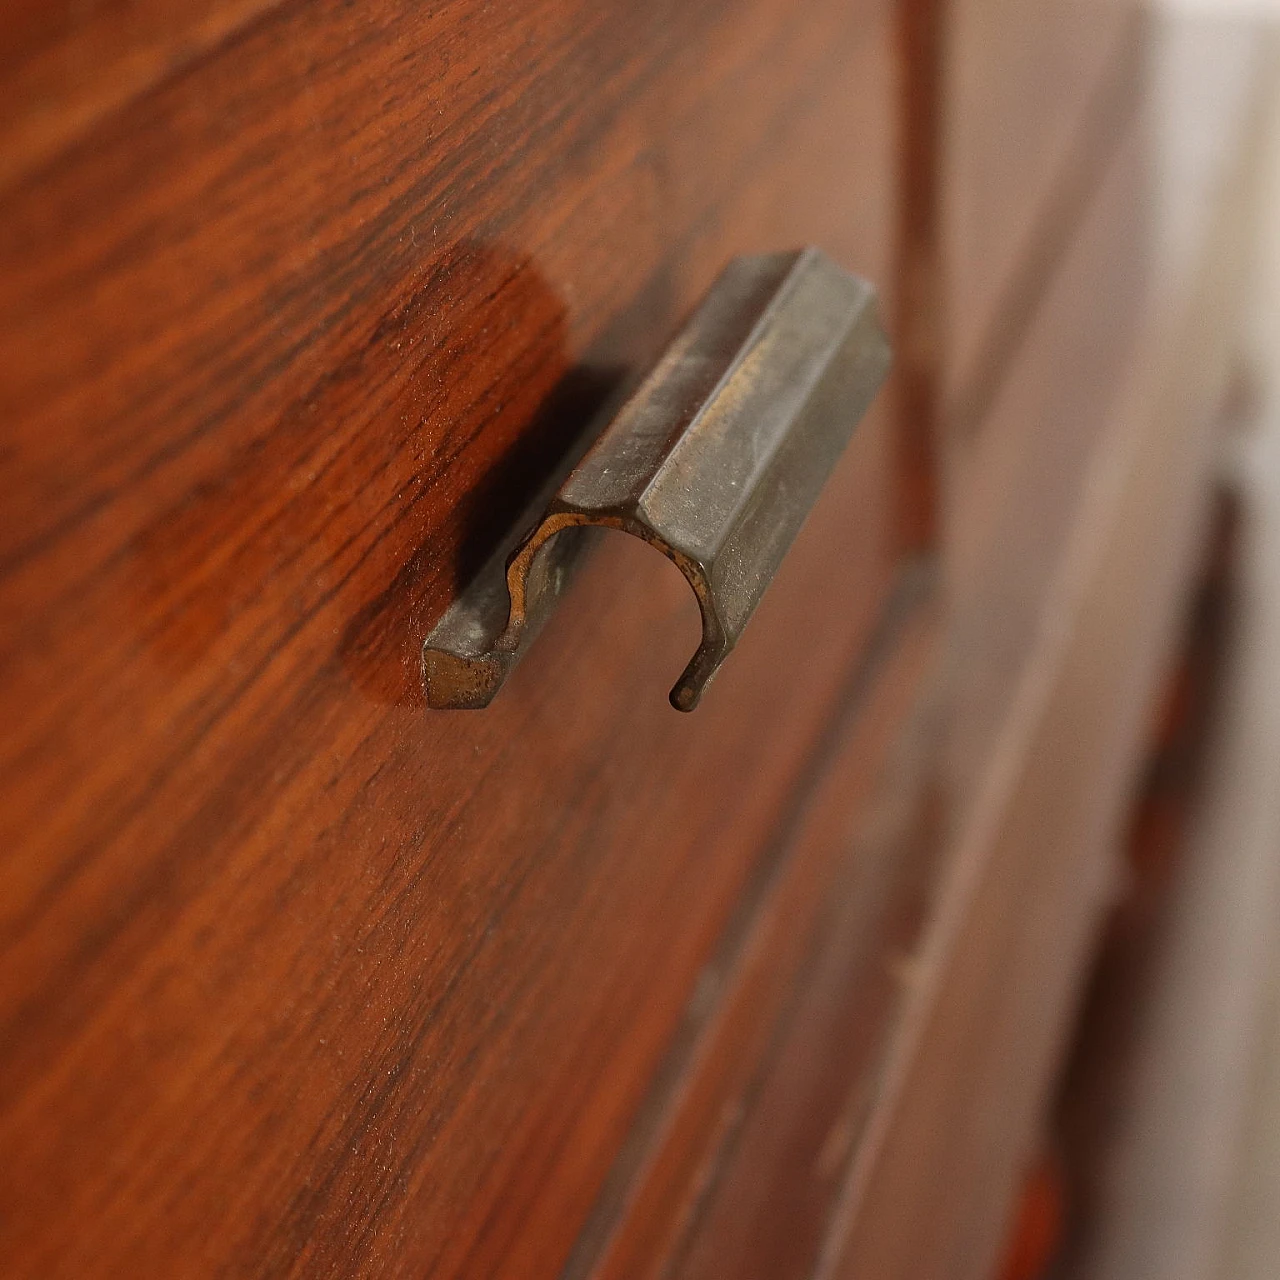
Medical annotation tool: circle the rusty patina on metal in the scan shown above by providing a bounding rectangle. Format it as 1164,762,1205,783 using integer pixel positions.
423,247,891,711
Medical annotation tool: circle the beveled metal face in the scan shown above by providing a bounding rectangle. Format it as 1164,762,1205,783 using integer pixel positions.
423,248,891,711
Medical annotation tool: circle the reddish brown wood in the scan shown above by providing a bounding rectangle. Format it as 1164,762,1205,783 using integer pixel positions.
0,0,284,193
996,1152,1067,1280
645,587,948,1280
894,0,1142,548
943,13,1146,445
575,572,941,1280
0,1,902,1275
893,0,947,551
820,66,1258,1276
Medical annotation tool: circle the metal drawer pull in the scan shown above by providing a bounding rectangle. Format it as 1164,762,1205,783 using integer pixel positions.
423,247,891,711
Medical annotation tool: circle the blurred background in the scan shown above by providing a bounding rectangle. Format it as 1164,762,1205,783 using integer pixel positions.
1001,2,1280,1276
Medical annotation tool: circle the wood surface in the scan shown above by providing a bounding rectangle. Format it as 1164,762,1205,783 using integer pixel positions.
943,87,1149,793
942,0,1138,415
894,0,947,550
819,54,1261,1275
895,0,1142,537
574,569,941,1280
0,0,903,1274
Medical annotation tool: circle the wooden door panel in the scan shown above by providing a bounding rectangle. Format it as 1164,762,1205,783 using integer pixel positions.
0,1,900,1275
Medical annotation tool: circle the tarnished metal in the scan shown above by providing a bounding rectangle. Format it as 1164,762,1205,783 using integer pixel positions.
423,247,891,711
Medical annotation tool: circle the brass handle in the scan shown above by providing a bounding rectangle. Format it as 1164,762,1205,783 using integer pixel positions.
423,247,891,711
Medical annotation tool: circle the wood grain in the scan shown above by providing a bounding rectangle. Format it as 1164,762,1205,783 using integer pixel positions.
0,0,286,194
0,0,901,1274
637,581,947,1280
572,569,941,1280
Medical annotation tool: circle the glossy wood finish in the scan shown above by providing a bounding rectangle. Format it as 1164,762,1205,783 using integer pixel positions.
0,1,901,1274
578,571,941,1280
0,0,283,193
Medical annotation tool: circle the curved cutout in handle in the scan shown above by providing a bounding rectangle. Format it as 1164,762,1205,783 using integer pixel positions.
422,247,891,711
